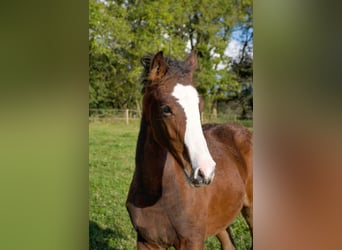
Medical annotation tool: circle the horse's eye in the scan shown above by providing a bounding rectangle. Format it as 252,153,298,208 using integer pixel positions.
161,105,172,116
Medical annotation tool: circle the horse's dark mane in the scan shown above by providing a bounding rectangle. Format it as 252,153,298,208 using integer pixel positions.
140,53,192,93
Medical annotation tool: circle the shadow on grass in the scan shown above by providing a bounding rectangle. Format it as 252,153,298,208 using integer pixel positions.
89,220,127,250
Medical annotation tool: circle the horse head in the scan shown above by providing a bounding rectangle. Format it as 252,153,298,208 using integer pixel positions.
142,51,216,186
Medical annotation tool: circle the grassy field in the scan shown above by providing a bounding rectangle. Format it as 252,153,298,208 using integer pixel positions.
89,120,252,249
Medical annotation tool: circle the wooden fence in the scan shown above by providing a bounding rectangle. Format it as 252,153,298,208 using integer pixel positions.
89,109,252,127
89,109,140,124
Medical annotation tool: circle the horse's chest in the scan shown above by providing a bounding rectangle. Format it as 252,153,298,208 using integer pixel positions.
127,201,175,246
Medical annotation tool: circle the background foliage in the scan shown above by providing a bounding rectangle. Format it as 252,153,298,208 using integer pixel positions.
89,0,253,118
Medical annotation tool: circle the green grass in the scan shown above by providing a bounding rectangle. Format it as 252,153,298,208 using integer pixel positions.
89,121,252,249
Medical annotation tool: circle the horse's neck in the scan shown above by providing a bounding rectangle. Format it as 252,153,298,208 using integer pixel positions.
134,118,167,199
136,117,165,163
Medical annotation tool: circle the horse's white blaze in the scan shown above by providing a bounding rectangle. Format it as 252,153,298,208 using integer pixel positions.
172,83,216,179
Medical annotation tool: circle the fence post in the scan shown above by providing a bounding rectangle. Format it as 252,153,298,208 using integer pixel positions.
125,109,129,125
212,107,217,120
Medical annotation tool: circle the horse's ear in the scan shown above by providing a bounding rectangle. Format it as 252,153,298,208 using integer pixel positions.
184,50,198,73
149,51,168,81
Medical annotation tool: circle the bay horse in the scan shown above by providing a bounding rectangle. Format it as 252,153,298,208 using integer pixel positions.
126,51,253,249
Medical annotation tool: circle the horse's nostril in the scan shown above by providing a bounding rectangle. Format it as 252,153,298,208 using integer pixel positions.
192,167,215,186
197,169,205,179
192,168,205,186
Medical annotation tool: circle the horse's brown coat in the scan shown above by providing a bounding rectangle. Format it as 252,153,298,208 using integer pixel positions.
126,51,253,249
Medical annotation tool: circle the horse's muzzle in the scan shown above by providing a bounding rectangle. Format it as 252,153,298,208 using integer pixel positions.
191,167,215,187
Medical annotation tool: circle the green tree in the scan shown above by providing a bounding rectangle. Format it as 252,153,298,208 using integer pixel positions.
89,0,139,109
89,0,253,115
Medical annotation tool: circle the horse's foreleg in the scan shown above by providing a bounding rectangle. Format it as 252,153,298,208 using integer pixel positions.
242,194,253,249
242,146,253,249
217,230,235,250
242,176,253,237
242,205,253,233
